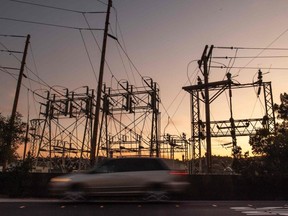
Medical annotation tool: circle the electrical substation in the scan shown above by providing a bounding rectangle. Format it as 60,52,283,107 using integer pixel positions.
1,2,281,175
27,45,276,173
28,78,191,172
1,32,277,174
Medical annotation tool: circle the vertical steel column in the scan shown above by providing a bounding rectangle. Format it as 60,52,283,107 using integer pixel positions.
263,82,276,134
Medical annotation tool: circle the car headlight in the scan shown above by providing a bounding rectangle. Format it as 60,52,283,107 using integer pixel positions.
50,177,72,183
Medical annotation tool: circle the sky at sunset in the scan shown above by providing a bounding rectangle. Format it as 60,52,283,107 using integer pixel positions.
1,0,288,158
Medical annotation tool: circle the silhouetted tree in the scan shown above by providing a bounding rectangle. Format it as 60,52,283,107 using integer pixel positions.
232,93,288,176
249,93,288,175
0,112,26,171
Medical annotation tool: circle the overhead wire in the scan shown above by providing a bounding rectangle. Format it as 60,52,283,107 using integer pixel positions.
2,1,117,97
9,0,107,86
28,43,42,90
0,67,18,77
214,55,288,59
160,59,200,136
79,30,98,83
224,48,238,78
96,0,109,6
214,46,288,51
112,6,137,85
0,34,26,38
10,0,106,14
109,26,132,84
225,27,288,76
0,49,23,54
211,65,288,70
25,44,43,116
115,39,144,80
4,0,125,105
11,0,146,100
0,17,103,31
82,13,120,86
0,40,66,98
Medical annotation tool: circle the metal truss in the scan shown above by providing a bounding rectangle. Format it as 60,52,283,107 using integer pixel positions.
28,87,94,172
161,133,191,161
97,77,161,158
28,77,192,172
184,80,275,174
189,90,203,173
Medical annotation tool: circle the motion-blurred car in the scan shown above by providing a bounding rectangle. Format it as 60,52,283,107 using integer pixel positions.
49,157,190,201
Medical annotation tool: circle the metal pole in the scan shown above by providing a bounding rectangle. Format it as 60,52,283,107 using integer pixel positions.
90,0,112,167
200,45,213,173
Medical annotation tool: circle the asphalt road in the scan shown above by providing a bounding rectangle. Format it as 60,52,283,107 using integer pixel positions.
1,199,288,216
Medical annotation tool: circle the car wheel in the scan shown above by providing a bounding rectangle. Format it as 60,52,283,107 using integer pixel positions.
143,183,170,201
62,184,86,201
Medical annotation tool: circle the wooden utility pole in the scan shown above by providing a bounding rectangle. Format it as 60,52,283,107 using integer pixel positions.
3,34,30,171
90,0,112,167
10,34,30,126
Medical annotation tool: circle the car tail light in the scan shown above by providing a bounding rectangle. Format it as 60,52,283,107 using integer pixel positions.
169,170,188,176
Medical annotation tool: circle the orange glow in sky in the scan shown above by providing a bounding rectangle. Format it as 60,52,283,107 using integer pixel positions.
1,0,288,158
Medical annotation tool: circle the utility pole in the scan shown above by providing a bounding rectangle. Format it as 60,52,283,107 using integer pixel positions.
10,34,30,127
4,34,30,171
90,0,112,167
198,45,213,173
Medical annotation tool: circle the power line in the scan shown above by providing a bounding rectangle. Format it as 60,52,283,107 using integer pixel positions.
214,46,288,51
0,66,19,70
0,40,66,97
0,17,103,31
10,0,106,14
115,39,144,80
109,26,133,85
0,65,31,92
214,55,288,59
0,67,18,76
82,13,120,84
0,34,26,38
160,102,181,136
219,27,288,76
0,49,23,54
112,6,137,85
211,65,288,70
79,30,98,83
97,0,109,6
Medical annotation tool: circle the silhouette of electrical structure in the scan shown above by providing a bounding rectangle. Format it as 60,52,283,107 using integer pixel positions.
183,45,275,173
28,77,190,172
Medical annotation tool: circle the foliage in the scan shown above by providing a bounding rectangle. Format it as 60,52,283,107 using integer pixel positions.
0,112,27,166
233,93,288,176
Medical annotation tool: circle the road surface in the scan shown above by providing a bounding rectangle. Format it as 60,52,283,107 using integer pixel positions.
0,199,288,216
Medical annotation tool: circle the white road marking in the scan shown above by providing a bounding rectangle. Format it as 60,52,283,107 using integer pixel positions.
231,206,288,215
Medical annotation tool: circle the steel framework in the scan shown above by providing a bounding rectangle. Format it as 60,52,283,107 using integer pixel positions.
96,77,161,158
28,78,187,172
183,79,275,173
29,87,94,172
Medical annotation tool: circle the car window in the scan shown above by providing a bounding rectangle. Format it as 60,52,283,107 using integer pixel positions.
89,158,170,173
111,158,170,172
88,160,116,173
